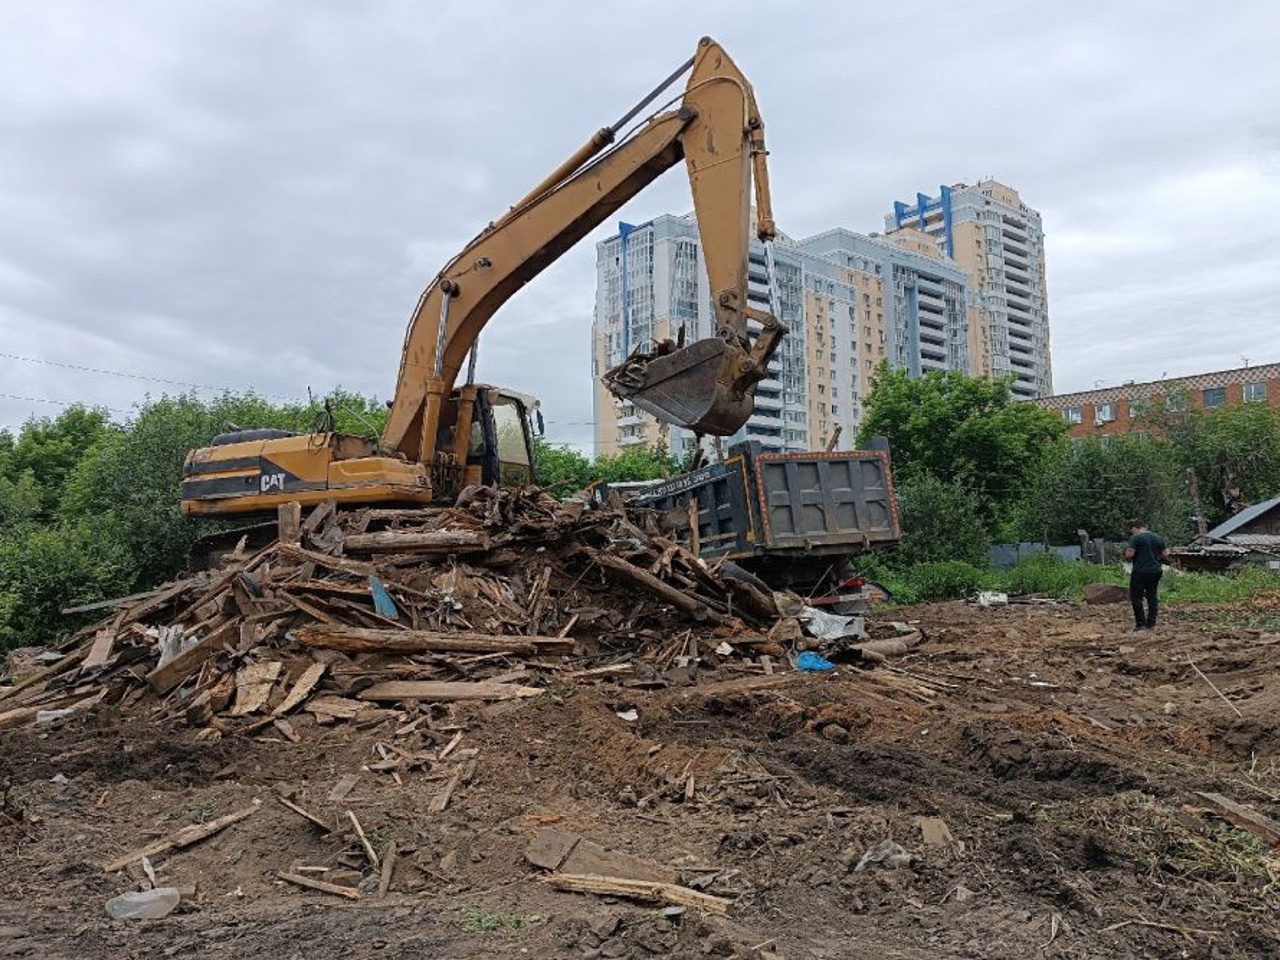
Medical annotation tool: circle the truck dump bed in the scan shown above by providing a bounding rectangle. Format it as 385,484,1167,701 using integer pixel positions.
630,442,900,567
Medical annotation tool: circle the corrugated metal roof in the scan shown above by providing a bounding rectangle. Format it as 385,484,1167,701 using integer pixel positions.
1224,533,1280,548
1206,493,1280,539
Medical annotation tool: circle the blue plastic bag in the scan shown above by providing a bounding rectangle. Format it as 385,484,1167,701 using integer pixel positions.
796,651,836,672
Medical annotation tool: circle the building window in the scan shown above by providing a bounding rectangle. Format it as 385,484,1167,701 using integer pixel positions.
1130,398,1152,419
1095,403,1114,423
1244,381,1268,403
1064,406,1082,425
1202,386,1226,408
1099,435,1112,450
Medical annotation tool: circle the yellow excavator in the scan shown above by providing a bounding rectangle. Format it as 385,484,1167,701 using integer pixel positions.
181,37,784,518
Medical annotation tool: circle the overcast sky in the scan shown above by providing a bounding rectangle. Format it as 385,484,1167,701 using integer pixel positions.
2,1,1278,449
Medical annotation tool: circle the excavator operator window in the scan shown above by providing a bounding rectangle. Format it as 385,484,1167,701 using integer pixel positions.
489,395,533,487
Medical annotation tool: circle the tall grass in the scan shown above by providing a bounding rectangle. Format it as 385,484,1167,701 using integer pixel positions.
860,552,1280,606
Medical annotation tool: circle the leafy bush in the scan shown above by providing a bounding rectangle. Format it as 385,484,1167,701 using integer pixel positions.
0,524,131,649
894,474,991,567
1162,567,1280,604
999,553,1123,599
903,561,992,602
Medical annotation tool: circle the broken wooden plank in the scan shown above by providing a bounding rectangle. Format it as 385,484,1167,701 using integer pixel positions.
0,641,91,706
347,810,380,868
283,592,342,626
357,681,542,703
300,498,337,537
307,695,367,720
277,871,361,900
427,765,466,813
542,873,731,915
343,529,490,554
677,673,799,700
272,717,301,743
103,801,261,872
272,663,327,716
328,773,360,803
277,543,375,577
117,579,195,627
589,550,711,621
81,628,119,670
525,828,675,883
145,621,238,694
229,661,283,715
0,706,39,731
1195,791,1280,846
277,795,331,832
60,586,167,615
377,841,398,899
294,625,573,656
278,501,303,545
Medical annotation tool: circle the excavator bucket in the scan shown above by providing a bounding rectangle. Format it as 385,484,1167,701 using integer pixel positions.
602,337,755,436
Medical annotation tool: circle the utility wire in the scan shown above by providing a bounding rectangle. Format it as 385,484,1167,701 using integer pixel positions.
0,351,294,400
0,392,130,413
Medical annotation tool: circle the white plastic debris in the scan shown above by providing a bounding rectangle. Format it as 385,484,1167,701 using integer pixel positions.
36,709,75,724
799,607,866,641
714,642,734,656
615,708,639,722
105,887,180,920
977,591,1009,608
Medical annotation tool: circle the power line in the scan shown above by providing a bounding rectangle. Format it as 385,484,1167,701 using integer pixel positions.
0,351,294,400
0,392,129,413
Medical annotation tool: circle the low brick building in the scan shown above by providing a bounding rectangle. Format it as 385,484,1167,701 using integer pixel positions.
1035,361,1280,439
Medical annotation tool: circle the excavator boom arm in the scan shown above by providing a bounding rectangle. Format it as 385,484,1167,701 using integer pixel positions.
381,37,781,462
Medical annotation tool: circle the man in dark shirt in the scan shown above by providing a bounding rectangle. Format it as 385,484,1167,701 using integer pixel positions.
1125,520,1169,630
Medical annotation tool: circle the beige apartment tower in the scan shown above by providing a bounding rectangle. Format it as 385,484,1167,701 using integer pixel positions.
888,180,1051,398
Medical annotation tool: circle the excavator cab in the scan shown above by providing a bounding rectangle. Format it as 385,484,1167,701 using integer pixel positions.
459,387,538,488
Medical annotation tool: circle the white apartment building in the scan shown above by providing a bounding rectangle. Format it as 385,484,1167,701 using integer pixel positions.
591,214,970,457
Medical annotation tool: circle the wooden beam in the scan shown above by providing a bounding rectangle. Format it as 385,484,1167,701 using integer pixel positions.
377,841,398,899
294,625,572,656
357,680,542,702
144,621,238,694
541,873,731,915
342,529,490,554
103,801,261,872
589,550,712,621
277,871,361,900
1195,791,1280,846
278,501,303,545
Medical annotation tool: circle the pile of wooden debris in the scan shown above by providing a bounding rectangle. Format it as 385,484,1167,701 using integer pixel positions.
0,486,785,734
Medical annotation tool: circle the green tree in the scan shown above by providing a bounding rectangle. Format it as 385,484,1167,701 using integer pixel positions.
0,406,112,519
1176,404,1280,524
893,473,991,567
1020,436,1194,543
0,523,132,649
533,440,596,492
533,439,678,493
857,365,1065,534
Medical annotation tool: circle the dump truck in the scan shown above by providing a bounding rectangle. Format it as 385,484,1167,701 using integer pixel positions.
599,440,901,591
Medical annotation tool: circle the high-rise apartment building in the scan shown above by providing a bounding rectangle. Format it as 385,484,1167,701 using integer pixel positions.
591,214,970,457
887,180,1051,399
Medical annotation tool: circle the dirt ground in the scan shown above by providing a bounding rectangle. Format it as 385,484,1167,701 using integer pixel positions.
3,597,1280,959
